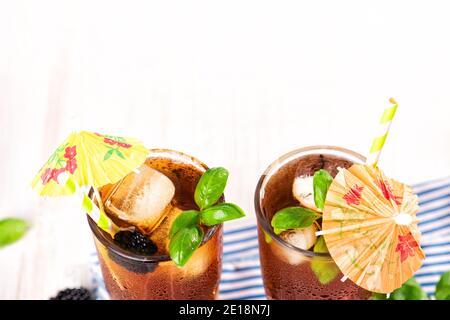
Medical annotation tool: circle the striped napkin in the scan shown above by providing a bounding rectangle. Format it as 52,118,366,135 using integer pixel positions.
92,177,450,299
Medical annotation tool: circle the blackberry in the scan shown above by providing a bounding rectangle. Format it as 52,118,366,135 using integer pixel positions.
50,287,92,300
109,230,159,274
114,231,157,255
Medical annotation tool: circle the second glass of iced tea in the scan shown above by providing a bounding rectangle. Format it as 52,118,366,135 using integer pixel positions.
89,149,223,300
255,146,372,300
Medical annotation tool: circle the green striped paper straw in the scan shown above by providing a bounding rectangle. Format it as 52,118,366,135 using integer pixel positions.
367,98,399,167
58,173,120,236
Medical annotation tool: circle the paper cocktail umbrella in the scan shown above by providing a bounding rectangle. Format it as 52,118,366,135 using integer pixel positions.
31,131,149,236
317,99,425,293
318,163,424,293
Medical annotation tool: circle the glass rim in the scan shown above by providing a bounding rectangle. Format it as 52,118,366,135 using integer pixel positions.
88,148,221,263
254,145,366,259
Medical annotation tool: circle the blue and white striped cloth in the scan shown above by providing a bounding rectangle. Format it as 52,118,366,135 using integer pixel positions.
92,177,450,299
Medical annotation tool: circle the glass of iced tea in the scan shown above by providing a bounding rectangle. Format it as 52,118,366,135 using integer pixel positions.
254,146,372,300
88,149,223,299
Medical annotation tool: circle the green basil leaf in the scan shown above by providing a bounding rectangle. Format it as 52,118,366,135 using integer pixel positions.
388,277,428,300
271,207,320,233
311,236,339,285
200,203,245,226
169,210,200,239
0,218,28,247
169,226,204,267
435,271,450,300
194,167,229,210
313,169,333,210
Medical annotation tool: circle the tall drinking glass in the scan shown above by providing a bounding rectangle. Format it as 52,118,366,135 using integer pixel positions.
255,146,371,300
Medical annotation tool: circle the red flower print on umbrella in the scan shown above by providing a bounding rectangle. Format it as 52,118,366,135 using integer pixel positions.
41,168,53,184
41,168,65,185
64,146,77,160
104,138,117,146
52,168,66,182
343,185,364,206
117,142,131,149
40,144,78,185
396,232,419,263
377,178,402,205
65,158,78,174
96,133,132,149
95,134,134,160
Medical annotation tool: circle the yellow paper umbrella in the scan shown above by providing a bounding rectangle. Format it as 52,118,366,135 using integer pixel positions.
318,164,425,293
31,131,149,236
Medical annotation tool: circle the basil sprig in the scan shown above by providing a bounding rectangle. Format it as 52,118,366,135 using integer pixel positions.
169,210,199,239
200,203,245,226
0,218,28,248
436,271,450,300
313,169,333,210
372,277,428,300
169,225,204,267
270,169,333,234
194,167,229,210
169,167,245,267
372,272,450,300
271,207,320,234
269,169,336,283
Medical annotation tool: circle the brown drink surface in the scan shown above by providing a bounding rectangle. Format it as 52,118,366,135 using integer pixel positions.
259,153,371,300
93,154,222,300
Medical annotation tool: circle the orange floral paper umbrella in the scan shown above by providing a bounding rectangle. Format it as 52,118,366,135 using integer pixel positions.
318,163,425,294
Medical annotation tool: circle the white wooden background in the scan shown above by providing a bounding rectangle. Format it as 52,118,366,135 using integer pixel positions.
1,0,449,299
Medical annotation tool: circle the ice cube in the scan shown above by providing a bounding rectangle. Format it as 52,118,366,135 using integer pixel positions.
280,225,317,250
149,206,183,254
104,165,176,234
271,225,318,265
181,244,214,277
292,175,321,212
